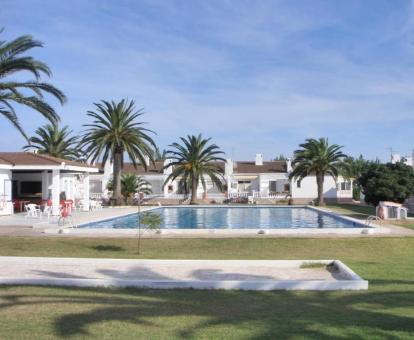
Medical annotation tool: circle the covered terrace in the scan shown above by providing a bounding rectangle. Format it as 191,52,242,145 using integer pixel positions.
0,152,98,216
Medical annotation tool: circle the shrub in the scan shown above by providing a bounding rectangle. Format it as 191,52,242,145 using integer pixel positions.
358,162,414,206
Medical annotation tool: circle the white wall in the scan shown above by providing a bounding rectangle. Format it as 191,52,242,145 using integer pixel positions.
258,173,289,194
143,174,166,195
0,169,13,215
291,175,352,200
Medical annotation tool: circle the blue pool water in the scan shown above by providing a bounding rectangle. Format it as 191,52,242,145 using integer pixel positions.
81,207,365,229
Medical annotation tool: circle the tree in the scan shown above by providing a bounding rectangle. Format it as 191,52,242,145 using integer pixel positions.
358,162,414,206
23,123,81,160
289,138,347,206
340,155,369,200
164,134,225,204
0,31,66,139
137,211,162,254
81,99,156,205
153,146,167,161
107,173,152,204
273,154,288,161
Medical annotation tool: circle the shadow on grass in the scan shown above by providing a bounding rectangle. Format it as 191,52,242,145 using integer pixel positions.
1,286,414,338
90,245,124,252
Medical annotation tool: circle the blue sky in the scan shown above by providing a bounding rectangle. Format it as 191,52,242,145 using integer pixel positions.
2,0,414,161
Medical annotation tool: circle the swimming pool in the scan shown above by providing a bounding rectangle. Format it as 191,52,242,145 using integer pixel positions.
81,206,365,229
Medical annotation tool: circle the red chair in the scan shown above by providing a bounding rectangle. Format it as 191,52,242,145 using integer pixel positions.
13,200,20,213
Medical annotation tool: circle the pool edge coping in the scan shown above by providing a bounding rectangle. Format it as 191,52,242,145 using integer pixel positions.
41,205,389,236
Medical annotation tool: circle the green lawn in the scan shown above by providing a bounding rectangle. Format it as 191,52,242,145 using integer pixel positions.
327,203,376,220
1,236,414,339
327,203,414,230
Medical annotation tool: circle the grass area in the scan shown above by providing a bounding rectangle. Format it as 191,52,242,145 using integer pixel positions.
1,236,414,338
326,203,376,220
327,203,414,230
393,220,414,230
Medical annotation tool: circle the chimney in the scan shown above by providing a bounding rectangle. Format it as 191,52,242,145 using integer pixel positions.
255,153,263,166
286,158,292,172
163,158,173,175
225,158,234,177
144,155,150,167
104,159,113,175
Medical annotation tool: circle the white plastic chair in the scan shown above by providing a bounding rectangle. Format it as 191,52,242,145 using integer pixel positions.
75,200,86,211
25,204,41,218
90,200,103,210
42,205,52,219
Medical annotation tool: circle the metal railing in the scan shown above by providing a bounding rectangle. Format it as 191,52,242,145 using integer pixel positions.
365,215,383,227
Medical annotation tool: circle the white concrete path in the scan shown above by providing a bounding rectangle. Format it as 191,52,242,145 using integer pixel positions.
0,257,368,290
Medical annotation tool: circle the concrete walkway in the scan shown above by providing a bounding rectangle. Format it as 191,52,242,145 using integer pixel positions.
0,257,367,290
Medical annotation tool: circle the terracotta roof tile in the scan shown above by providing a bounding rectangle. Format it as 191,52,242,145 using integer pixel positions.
234,161,286,173
0,152,96,169
121,161,165,174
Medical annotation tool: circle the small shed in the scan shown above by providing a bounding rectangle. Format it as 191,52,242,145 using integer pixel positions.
376,201,408,220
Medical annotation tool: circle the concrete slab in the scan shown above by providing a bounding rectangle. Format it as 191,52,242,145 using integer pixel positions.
0,257,368,291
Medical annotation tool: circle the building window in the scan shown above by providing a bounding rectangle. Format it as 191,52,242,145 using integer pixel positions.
269,181,277,193
90,180,102,194
339,182,351,191
297,180,301,188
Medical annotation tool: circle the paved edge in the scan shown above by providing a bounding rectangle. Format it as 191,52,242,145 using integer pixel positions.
0,257,368,291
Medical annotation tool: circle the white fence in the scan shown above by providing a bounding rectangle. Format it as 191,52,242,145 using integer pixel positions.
228,191,289,200
90,193,103,200
91,191,289,202
227,192,249,199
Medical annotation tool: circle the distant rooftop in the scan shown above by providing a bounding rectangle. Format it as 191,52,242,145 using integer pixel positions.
0,152,97,170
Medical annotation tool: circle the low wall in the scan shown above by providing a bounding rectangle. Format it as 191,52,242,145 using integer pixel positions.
290,197,353,205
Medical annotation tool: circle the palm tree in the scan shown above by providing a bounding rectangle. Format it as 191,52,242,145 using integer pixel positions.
23,123,81,160
81,99,156,205
164,134,225,204
289,138,347,206
0,31,66,139
340,155,367,180
340,155,368,200
107,174,152,204
153,146,167,161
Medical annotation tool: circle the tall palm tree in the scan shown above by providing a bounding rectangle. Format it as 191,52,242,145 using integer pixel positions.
23,123,81,160
0,31,66,138
289,138,347,206
164,134,225,204
81,99,156,205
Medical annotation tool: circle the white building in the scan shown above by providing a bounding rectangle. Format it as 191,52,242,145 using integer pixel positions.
91,154,352,204
391,149,414,212
391,150,414,167
0,152,98,216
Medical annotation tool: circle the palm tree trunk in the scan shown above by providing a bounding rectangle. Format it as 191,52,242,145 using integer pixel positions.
316,173,325,206
190,176,198,205
113,151,123,205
